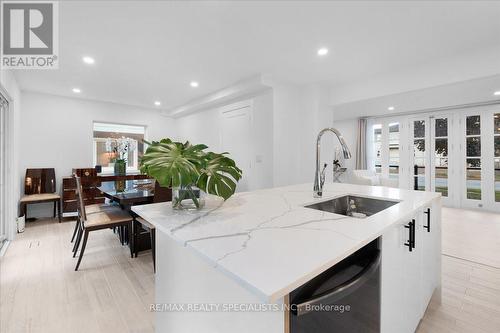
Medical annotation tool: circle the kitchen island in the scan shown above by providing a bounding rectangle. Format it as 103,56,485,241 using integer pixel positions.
132,183,441,333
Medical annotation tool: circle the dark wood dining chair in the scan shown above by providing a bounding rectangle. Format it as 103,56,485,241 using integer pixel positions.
72,175,134,271
70,190,118,245
19,168,61,222
133,181,172,272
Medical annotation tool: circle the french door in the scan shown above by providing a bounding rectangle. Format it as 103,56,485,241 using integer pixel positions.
410,114,453,206
459,105,500,210
408,106,500,210
373,105,500,211
370,118,407,187
0,93,8,251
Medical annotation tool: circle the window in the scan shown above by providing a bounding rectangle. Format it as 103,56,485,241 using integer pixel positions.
373,124,382,174
434,118,448,197
494,114,500,202
93,122,146,174
388,122,399,179
465,115,481,200
413,120,426,191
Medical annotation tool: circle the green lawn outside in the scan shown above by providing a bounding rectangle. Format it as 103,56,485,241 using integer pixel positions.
435,186,448,197
467,188,481,200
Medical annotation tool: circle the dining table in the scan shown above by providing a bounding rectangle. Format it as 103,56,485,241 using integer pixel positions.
98,179,155,208
98,178,156,254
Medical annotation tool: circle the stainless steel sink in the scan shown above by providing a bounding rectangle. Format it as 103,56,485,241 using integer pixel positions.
304,195,399,218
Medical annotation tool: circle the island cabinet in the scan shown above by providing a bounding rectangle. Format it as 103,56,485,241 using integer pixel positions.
420,202,442,312
132,182,442,333
381,199,441,333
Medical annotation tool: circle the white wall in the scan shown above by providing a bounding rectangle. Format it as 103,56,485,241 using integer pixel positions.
19,92,176,217
176,91,274,191
329,118,358,182
271,83,302,186
0,70,21,241
175,82,351,190
281,83,356,186
229,80,357,188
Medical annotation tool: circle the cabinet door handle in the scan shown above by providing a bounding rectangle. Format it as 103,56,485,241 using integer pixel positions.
410,219,416,249
404,220,413,252
423,208,430,232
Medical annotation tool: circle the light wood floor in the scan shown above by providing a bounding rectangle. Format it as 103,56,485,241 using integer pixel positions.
0,218,155,333
1,208,500,333
442,207,500,268
417,255,500,333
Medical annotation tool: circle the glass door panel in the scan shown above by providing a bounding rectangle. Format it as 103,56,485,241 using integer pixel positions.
388,122,400,180
465,115,481,200
494,113,500,202
434,118,449,197
373,124,382,174
413,120,426,191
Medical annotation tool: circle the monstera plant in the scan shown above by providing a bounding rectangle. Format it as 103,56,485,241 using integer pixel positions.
140,139,242,209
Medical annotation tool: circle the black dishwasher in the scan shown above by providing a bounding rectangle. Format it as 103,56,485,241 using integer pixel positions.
289,239,380,333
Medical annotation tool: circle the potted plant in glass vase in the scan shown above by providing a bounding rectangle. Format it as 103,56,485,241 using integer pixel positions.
106,137,136,176
140,139,242,210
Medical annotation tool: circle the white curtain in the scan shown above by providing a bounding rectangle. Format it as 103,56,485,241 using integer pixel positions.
355,118,367,169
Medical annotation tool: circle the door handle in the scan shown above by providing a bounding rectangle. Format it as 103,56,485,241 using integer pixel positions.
404,221,412,252
404,219,415,252
410,219,416,249
423,208,430,232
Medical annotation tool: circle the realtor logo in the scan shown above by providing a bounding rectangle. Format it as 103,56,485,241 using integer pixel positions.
1,1,59,69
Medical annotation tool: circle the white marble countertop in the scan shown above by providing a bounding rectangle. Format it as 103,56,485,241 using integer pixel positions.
132,183,440,302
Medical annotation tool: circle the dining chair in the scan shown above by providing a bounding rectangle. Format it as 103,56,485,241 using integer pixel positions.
133,181,172,272
70,196,117,244
19,168,61,222
72,175,134,271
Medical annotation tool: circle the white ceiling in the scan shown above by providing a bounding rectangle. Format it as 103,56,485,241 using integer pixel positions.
12,1,500,112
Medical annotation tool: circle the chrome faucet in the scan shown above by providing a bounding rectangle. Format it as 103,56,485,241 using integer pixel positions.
313,128,352,197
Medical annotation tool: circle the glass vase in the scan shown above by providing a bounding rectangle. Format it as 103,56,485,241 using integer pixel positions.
114,160,126,176
172,185,206,210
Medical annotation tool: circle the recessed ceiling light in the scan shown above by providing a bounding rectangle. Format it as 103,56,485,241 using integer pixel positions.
190,81,199,88
72,88,81,93
82,56,95,65
317,48,329,56
388,106,395,111
154,101,161,106
494,91,500,96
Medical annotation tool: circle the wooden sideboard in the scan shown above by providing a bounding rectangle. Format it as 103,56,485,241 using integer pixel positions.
61,168,149,216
